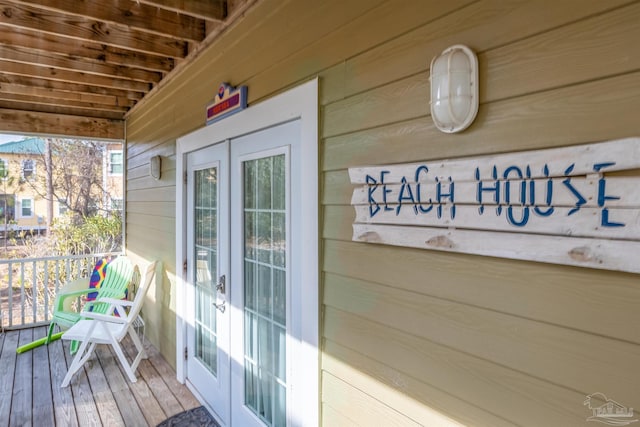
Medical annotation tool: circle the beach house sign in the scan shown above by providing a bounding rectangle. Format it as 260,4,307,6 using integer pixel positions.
349,137,640,273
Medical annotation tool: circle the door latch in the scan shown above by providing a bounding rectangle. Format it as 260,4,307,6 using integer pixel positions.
213,275,226,313
213,301,226,313
216,274,226,294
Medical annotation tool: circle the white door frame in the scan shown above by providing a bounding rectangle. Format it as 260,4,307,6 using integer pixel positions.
176,78,318,426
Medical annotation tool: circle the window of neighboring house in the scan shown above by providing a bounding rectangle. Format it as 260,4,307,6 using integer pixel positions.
111,198,123,211
109,151,123,175
0,158,8,179
58,199,68,216
88,199,98,215
20,199,33,217
21,159,36,180
0,194,14,221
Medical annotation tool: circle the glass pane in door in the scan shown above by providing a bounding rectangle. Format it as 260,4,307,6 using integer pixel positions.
243,154,287,427
194,167,218,375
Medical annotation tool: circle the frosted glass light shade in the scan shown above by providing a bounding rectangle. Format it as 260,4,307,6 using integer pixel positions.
430,45,479,133
150,155,162,180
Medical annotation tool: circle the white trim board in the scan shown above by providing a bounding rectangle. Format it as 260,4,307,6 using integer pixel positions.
350,137,640,274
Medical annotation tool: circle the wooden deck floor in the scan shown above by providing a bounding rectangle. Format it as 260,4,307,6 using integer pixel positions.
0,326,201,426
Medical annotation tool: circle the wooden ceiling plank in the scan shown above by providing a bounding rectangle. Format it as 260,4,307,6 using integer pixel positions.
0,74,143,101
0,1,187,58
0,100,124,120
0,92,129,113
0,81,122,105
0,60,151,93
0,108,124,140
0,45,162,83
0,1,256,125
0,26,174,73
0,80,137,108
83,43,174,74
136,0,226,21
10,0,206,42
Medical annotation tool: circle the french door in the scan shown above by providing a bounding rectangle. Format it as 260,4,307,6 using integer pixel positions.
186,141,230,422
185,121,299,426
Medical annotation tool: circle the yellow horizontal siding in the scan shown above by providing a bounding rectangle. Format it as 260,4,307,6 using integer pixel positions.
127,201,176,218
324,275,639,401
322,372,424,427
322,339,513,427
338,0,630,102
323,240,640,345
125,0,640,424
323,71,640,172
324,312,590,426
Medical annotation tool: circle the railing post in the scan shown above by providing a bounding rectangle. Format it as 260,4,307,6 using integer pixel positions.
55,260,60,295
65,258,70,283
44,259,49,322
31,260,37,324
20,261,25,326
8,260,13,328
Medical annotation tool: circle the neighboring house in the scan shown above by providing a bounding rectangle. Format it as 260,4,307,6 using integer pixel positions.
124,2,640,427
0,137,48,234
103,143,124,212
0,137,123,235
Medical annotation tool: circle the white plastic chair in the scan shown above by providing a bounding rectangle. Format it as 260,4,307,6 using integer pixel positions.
60,260,158,387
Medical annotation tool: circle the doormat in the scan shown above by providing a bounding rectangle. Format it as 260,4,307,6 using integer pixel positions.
157,406,221,427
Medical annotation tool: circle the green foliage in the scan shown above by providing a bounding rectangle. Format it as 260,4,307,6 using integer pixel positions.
49,212,122,255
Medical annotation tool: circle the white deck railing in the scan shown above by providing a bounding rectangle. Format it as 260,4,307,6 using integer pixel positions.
0,252,122,330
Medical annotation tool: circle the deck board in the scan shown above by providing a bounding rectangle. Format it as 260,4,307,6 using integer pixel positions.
0,331,18,427
122,339,185,418
11,329,33,427
85,346,127,426
97,346,149,426
48,333,79,427
0,327,200,426
32,327,55,427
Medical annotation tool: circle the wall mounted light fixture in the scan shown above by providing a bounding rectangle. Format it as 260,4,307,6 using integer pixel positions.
150,155,162,180
430,45,479,133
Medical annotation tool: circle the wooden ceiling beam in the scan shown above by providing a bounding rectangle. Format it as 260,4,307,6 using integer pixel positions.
0,60,151,93
0,83,126,106
0,26,174,73
0,107,124,140
0,1,187,58
0,74,143,102
137,0,226,22
0,45,162,83
0,100,124,120
0,92,129,113
0,81,135,107
10,0,206,42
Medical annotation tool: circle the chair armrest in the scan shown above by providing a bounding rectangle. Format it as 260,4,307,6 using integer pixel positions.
81,311,128,324
94,297,133,318
57,288,127,313
97,297,134,307
57,288,95,299
58,277,91,294
53,278,91,312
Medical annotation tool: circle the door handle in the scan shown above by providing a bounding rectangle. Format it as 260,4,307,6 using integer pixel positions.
213,301,226,313
216,274,226,294
213,275,226,313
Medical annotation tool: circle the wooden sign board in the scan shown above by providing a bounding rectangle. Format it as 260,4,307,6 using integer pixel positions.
206,83,248,125
349,137,640,274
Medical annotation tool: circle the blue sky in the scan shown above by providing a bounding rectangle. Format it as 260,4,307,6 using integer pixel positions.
0,134,25,144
